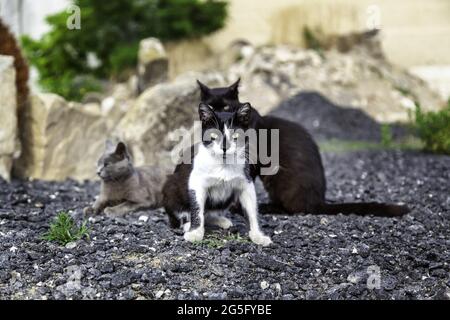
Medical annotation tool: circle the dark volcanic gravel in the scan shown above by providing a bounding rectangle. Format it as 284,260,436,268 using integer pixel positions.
0,150,449,300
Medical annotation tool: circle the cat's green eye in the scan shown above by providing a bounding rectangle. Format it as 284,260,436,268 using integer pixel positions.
232,132,240,140
210,132,218,140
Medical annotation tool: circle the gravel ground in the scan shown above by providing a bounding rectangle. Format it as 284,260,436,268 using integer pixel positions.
0,149,449,300
0,91,448,300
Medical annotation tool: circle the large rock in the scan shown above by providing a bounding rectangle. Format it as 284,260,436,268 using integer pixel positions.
0,55,18,181
100,81,138,131
114,72,225,168
165,38,216,79
227,38,444,123
14,93,108,181
82,77,139,131
137,38,169,93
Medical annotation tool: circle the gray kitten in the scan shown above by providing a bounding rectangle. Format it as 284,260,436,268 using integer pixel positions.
84,140,169,217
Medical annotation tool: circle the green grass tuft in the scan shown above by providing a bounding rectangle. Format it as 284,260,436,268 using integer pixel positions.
43,211,90,245
319,138,423,153
193,232,249,249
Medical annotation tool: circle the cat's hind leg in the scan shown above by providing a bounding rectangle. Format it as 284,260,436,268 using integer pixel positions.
205,211,233,229
104,201,145,217
83,196,111,216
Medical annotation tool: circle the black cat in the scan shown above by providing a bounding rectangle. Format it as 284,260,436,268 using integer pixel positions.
196,79,409,216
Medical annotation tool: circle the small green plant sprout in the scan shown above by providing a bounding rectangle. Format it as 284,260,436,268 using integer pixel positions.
43,211,90,245
381,123,393,148
193,232,249,249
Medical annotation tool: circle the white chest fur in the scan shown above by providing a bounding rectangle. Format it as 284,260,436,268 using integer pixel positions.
189,144,247,204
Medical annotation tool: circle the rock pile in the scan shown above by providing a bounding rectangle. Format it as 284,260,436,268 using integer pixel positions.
9,71,224,181
229,41,444,122
0,32,446,181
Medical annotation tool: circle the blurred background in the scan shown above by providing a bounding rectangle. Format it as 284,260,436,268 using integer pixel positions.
0,0,449,182
3,0,450,97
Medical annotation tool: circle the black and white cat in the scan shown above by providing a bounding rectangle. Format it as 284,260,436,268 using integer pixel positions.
162,102,272,246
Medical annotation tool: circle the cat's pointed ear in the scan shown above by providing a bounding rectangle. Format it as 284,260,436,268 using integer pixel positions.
114,141,129,158
197,80,210,100
236,102,251,125
226,78,240,99
199,103,214,123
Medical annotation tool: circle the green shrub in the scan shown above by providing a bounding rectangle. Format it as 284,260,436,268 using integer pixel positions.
380,123,393,148
109,42,140,79
43,211,90,245
21,0,228,101
414,102,450,155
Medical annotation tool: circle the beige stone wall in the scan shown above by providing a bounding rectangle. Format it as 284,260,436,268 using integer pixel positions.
165,39,217,79
205,0,450,68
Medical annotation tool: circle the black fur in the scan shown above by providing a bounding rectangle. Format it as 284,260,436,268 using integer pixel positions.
188,190,201,229
197,80,409,217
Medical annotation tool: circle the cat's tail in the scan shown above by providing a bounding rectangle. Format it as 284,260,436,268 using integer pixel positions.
258,202,409,217
316,202,409,217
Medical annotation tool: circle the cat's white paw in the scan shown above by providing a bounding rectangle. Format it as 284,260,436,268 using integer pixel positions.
249,230,272,246
184,227,204,242
216,217,233,229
